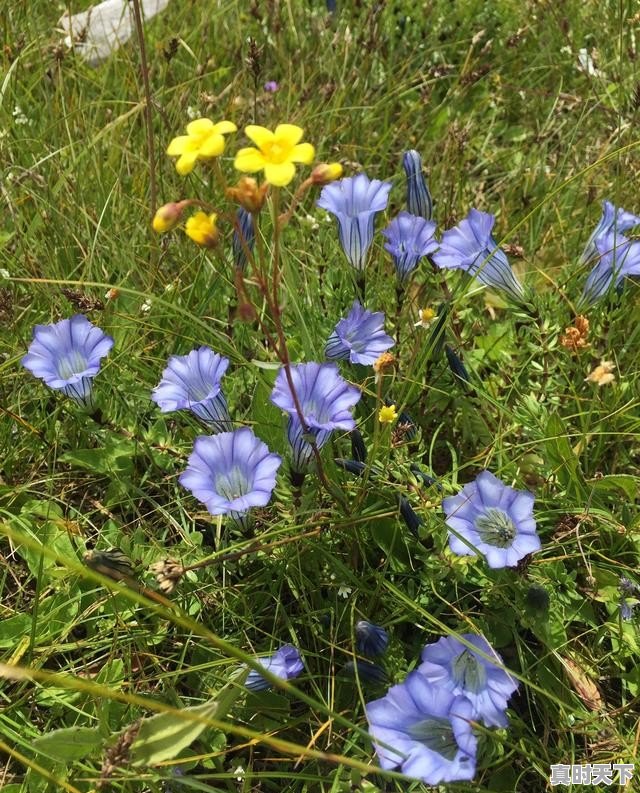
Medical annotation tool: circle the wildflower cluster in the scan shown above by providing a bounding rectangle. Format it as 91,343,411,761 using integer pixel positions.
17,112,640,789
366,633,518,784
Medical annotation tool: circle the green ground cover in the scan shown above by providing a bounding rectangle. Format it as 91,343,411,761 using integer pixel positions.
1,1,639,790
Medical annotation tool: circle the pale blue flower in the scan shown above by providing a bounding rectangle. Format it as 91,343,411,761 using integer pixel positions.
382,212,438,282
366,671,477,785
246,644,304,691
418,634,518,727
442,470,540,568
21,314,113,408
179,428,281,518
317,174,392,271
433,209,524,300
325,301,394,365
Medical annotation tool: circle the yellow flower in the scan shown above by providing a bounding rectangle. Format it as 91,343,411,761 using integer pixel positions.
234,124,315,186
414,307,436,328
310,162,343,185
378,404,398,424
167,118,237,176
152,201,185,233
185,212,218,248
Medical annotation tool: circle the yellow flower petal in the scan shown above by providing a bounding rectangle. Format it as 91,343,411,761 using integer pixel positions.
245,125,275,150
176,151,198,175
234,147,267,173
185,211,218,247
274,124,304,147
166,135,190,156
290,142,315,164
198,134,225,158
186,118,214,136
212,120,237,135
264,161,296,186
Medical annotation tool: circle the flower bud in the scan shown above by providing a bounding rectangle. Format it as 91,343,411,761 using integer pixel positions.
185,211,219,248
152,201,186,233
226,176,268,213
310,162,344,186
355,620,389,656
402,149,433,220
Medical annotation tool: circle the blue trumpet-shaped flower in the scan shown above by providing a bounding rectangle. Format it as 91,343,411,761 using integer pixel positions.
356,620,389,657
365,671,477,785
151,347,231,432
433,209,524,301
581,199,640,264
442,470,540,569
245,644,304,692
579,232,640,306
317,174,392,270
382,212,438,282
179,427,281,518
232,208,255,270
21,314,114,409
271,363,361,472
403,150,433,220
418,634,518,728
325,301,394,365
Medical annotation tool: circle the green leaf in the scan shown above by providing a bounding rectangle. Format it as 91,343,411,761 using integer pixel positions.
544,413,586,498
130,673,246,767
588,474,637,501
32,726,102,762
0,613,31,648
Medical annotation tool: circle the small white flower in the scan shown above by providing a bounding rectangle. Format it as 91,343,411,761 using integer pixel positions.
303,214,320,231
232,765,244,782
337,585,352,599
141,299,152,313
12,105,29,125
186,106,199,120
0,269,10,279
577,48,602,77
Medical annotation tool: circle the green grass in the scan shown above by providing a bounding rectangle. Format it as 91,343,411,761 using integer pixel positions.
1,0,640,791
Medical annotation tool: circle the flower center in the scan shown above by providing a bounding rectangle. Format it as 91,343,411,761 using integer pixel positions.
474,507,516,548
301,400,329,426
407,717,458,761
57,351,88,380
215,466,249,501
451,649,487,693
264,140,290,164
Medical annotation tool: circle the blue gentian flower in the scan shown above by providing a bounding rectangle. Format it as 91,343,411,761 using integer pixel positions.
619,577,639,622
325,301,394,365
317,174,392,271
581,199,640,264
418,634,518,728
433,209,525,301
356,620,389,657
21,314,114,409
246,644,304,692
579,232,640,306
270,363,361,472
232,208,255,271
442,470,540,569
151,347,232,433
179,428,281,518
365,671,477,785
382,212,438,282
403,150,433,220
